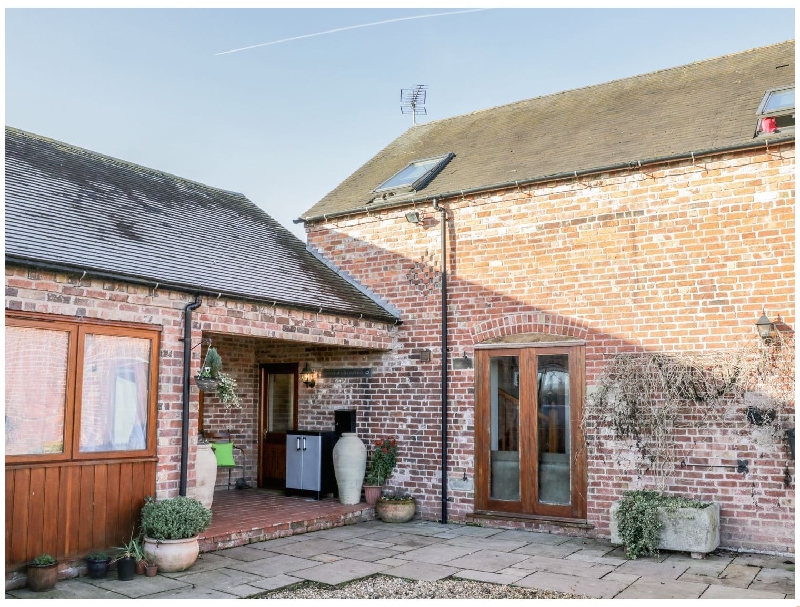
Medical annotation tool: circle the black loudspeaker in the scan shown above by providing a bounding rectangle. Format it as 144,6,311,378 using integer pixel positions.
334,409,357,436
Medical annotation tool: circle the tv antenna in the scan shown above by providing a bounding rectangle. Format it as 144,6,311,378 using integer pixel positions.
401,85,427,126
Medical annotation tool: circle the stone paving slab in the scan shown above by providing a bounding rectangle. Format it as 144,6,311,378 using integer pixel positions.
6,578,128,600
143,585,237,599
375,557,411,567
513,554,616,579
376,532,443,549
302,525,378,541
615,558,690,580
664,552,732,577
715,563,761,588
749,566,795,595
511,541,582,558
731,552,795,571
162,552,249,577
213,545,275,561
249,573,304,592
175,566,267,597
334,544,404,562
490,530,572,545
398,543,480,565
266,538,355,558
614,577,709,599
443,549,530,573
309,553,344,563
513,571,627,598
444,536,530,552
292,558,387,585
454,568,530,585
382,561,461,581
700,584,786,599
225,553,320,577
564,548,628,566
88,573,189,598
444,525,503,537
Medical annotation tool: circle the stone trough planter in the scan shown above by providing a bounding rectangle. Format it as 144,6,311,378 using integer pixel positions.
610,501,720,559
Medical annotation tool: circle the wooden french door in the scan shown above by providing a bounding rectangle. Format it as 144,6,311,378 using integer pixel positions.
258,364,298,488
475,345,586,519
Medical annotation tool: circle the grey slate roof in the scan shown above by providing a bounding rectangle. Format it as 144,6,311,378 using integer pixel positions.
5,127,399,323
301,40,795,221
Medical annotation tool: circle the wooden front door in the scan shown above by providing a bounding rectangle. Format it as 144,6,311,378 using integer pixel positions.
258,364,298,488
475,345,586,519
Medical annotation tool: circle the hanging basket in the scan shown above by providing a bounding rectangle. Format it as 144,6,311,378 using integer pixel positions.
195,377,219,392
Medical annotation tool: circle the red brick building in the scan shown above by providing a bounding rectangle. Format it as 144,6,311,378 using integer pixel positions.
297,41,795,554
4,39,794,575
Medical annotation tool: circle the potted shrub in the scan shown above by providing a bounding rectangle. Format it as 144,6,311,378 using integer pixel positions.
375,490,416,523
140,495,212,573
194,347,240,407
86,552,110,579
27,554,57,592
609,490,719,560
112,538,139,581
364,438,398,506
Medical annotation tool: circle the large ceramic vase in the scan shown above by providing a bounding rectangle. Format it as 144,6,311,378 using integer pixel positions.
143,537,200,573
333,433,367,504
195,442,218,509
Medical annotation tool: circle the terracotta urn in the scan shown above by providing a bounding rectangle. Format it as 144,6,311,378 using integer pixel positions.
332,433,367,504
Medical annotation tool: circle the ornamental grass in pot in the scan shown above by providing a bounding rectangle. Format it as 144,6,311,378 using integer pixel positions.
364,438,398,506
140,496,212,573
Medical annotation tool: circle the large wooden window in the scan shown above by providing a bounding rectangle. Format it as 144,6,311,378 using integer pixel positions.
475,344,586,520
5,314,160,464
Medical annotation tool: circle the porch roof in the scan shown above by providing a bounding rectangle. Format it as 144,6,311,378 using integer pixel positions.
5,127,399,323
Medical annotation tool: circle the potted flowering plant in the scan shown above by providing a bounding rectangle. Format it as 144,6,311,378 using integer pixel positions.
376,489,416,523
195,347,240,408
364,438,398,506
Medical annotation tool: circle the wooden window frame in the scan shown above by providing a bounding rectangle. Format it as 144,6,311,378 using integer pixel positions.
5,312,161,465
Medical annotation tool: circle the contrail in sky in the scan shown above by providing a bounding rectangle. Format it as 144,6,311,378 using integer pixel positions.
215,9,490,56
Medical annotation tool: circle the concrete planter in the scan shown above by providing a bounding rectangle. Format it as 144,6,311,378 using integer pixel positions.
610,501,720,559
143,536,199,572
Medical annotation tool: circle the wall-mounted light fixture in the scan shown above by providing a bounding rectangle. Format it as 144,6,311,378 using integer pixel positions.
300,364,316,388
405,211,421,224
755,311,775,342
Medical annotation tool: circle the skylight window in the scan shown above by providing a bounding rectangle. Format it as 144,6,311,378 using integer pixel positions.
373,153,453,194
756,86,794,135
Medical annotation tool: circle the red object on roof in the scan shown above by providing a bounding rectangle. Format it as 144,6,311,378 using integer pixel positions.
760,117,777,133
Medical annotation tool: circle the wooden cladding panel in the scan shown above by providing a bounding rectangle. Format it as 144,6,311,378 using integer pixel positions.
5,459,156,568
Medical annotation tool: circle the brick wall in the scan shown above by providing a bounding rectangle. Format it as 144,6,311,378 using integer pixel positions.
305,144,795,553
5,266,397,499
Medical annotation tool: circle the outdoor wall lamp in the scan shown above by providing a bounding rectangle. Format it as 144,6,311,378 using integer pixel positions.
405,211,421,224
300,364,316,388
755,311,775,342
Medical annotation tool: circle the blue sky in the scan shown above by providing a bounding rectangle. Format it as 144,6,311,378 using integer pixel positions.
5,7,795,240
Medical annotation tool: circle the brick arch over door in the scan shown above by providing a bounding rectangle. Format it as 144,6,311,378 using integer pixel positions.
470,313,589,345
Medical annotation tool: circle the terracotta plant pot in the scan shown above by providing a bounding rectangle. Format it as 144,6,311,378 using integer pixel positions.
136,559,147,575
375,498,416,523
332,433,367,505
27,562,58,592
364,485,382,506
143,536,200,573
145,564,158,577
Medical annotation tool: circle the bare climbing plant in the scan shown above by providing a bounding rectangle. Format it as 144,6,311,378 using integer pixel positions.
583,331,794,489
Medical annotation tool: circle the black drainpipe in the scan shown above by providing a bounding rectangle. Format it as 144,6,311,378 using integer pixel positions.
180,294,203,496
433,198,449,524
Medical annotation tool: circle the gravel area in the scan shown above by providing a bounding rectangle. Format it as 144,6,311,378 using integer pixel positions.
253,574,584,599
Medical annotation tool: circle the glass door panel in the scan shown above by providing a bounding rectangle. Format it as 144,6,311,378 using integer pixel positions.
489,356,520,502
536,354,571,506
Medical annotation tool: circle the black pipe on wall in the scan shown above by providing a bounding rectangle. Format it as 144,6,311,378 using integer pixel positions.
180,294,203,496
433,198,449,524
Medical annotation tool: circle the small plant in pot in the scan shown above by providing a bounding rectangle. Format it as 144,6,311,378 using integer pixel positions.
140,495,212,573
27,554,58,592
112,537,140,581
364,438,398,506
86,552,110,580
194,347,241,408
375,490,416,523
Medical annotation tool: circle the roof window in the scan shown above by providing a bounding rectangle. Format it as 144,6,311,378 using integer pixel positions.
756,86,794,135
373,153,453,195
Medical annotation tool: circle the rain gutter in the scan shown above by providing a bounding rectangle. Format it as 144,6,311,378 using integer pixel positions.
296,136,794,224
